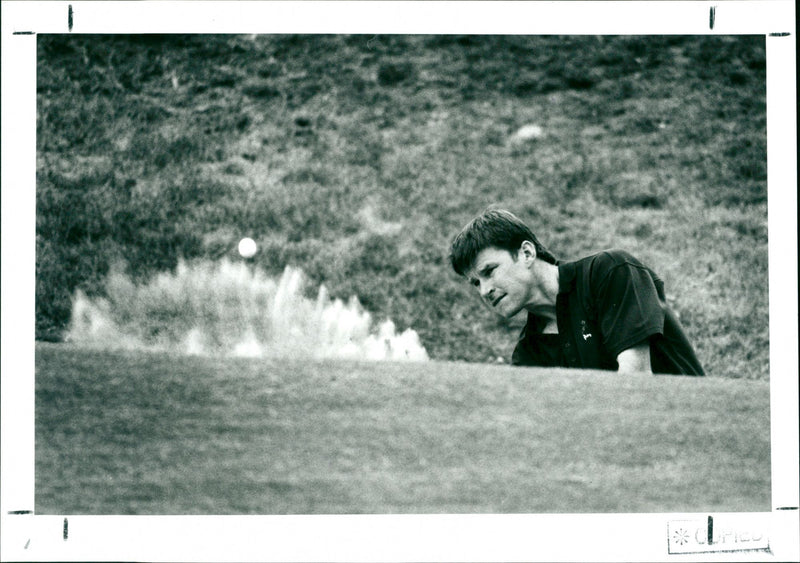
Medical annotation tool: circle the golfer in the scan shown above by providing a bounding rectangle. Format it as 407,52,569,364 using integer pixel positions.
449,208,704,375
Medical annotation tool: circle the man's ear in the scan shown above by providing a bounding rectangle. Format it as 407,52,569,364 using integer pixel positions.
519,240,537,265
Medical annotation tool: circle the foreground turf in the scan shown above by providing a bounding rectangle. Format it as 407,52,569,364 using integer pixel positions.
35,343,770,514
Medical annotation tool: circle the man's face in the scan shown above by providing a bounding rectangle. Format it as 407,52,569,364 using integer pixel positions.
466,245,535,319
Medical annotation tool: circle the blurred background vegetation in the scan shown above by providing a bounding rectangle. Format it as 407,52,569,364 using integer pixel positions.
36,34,768,378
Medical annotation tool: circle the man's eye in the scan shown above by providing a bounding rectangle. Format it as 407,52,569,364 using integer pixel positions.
471,279,479,287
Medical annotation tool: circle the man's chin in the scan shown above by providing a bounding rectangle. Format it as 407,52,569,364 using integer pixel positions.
494,303,521,319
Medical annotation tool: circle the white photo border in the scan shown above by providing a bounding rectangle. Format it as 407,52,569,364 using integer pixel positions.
2,1,797,561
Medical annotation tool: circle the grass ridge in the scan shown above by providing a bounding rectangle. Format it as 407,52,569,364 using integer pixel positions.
35,343,770,514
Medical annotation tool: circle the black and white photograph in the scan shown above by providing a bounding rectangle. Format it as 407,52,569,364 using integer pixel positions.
1,1,797,561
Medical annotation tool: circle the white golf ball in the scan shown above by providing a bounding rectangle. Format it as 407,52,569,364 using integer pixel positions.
238,237,257,258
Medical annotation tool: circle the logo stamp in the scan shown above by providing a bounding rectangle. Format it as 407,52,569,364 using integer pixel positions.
667,517,769,554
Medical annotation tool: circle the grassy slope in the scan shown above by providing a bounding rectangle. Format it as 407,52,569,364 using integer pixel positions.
35,35,768,377
35,343,770,514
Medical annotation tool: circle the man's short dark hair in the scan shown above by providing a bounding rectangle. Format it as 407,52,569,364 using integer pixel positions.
449,208,558,276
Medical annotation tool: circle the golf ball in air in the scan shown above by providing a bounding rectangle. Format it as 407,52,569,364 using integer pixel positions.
238,237,257,258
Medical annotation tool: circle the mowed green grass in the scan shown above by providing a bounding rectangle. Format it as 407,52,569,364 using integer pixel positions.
35,343,770,515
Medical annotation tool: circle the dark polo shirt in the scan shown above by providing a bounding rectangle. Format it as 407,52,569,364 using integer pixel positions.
512,250,704,375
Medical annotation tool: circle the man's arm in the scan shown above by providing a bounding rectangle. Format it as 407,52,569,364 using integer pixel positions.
616,342,652,374
591,253,664,373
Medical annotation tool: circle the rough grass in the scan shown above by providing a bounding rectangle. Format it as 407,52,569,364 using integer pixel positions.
35,343,770,514
36,35,768,377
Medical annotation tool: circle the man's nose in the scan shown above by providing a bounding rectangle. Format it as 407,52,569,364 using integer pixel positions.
480,282,494,300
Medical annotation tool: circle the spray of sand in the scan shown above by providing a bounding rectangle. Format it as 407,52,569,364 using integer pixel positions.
67,260,429,361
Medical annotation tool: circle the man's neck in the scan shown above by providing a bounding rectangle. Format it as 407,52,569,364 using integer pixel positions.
524,261,560,320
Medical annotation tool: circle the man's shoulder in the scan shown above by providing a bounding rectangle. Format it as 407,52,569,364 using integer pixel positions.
564,250,659,301
586,249,641,266
576,249,651,277
562,249,631,277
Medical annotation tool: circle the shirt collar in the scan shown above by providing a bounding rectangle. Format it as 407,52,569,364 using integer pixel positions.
557,259,578,294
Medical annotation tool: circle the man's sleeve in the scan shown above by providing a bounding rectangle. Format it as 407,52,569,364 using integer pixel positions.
592,255,665,358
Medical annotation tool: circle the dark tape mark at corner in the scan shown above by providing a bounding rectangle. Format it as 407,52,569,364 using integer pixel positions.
709,6,716,30
63,517,69,541
12,31,35,35
769,32,791,37
68,4,74,32
7,509,33,514
707,515,714,545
